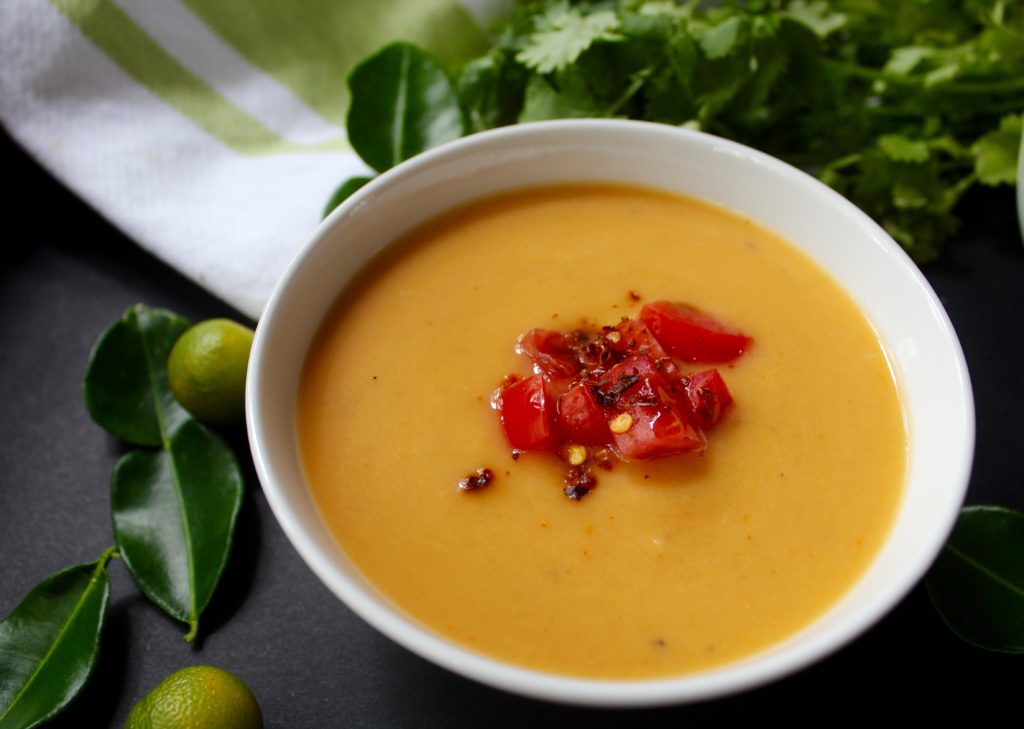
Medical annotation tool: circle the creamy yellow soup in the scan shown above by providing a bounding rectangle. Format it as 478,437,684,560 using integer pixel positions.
298,185,907,679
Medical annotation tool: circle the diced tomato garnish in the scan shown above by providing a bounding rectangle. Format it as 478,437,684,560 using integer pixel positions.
517,329,581,379
608,375,706,460
682,369,734,430
590,356,705,459
640,301,751,362
496,374,558,451
593,354,658,388
556,383,612,446
495,302,747,488
609,319,676,375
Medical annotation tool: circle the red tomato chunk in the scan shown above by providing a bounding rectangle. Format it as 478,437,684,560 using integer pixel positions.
640,300,751,362
517,329,582,379
497,374,558,451
593,358,705,460
682,369,734,430
609,320,676,375
556,383,612,446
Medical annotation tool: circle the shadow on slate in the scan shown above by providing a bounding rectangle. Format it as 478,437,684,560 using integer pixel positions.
47,595,133,729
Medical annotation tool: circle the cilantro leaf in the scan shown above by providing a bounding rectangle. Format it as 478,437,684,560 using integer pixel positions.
333,0,1024,263
784,0,847,38
878,135,931,164
518,73,605,122
698,16,748,60
971,114,1023,187
516,8,622,74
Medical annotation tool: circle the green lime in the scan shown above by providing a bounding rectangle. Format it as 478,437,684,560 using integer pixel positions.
167,318,254,425
125,665,263,729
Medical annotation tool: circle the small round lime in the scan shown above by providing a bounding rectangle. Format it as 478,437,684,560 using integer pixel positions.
167,318,254,425
125,665,263,729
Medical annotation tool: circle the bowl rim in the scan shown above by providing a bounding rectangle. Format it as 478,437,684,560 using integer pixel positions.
246,118,975,707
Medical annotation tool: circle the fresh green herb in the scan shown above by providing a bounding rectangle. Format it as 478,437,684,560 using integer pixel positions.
84,305,244,642
329,0,1024,261
515,4,622,73
0,548,117,729
926,505,1024,653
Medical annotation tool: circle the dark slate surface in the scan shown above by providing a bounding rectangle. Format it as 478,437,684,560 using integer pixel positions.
2,129,1021,727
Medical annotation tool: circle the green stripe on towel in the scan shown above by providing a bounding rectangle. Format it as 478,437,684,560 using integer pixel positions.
179,0,488,126
49,0,347,155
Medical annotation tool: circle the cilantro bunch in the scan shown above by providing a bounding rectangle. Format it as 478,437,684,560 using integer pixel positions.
450,0,1022,261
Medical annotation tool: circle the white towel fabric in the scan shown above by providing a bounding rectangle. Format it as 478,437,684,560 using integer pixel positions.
1,0,501,319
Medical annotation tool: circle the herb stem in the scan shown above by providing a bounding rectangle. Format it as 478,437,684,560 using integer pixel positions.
821,153,863,174
940,172,978,212
825,60,1024,95
604,69,650,118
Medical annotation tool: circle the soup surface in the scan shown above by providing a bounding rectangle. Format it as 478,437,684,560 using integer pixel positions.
298,185,907,679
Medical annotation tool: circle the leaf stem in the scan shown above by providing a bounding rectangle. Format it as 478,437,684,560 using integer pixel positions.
603,69,651,117
825,60,1024,95
96,546,120,573
820,152,863,174
944,542,1024,599
940,172,978,212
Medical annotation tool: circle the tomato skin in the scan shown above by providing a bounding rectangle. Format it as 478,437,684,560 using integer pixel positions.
682,369,733,430
592,354,659,390
592,356,705,460
640,301,751,362
556,383,612,446
609,375,706,460
610,319,676,375
517,329,582,379
496,374,558,451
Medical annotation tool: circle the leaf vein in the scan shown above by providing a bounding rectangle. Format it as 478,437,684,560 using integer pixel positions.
135,312,199,637
392,47,410,168
945,543,1024,600
0,553,112,725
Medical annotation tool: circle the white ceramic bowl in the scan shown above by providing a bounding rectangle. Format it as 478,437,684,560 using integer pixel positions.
246,120,974,706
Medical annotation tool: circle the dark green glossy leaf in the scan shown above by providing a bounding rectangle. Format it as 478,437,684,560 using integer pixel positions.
926,505,1024,653
111,418,243,642
83,305,189,447
346,42,465,173
322,176,374,219
0,549,116,729
84,304,245,641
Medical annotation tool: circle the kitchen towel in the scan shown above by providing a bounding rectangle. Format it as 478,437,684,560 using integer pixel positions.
0,0,502,319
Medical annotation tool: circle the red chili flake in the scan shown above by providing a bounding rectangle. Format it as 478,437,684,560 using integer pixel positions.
629,290,642,301
590,373,640,408
458,468,494,491
563,465,597,500
591,447,616,470
511,449,522,461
